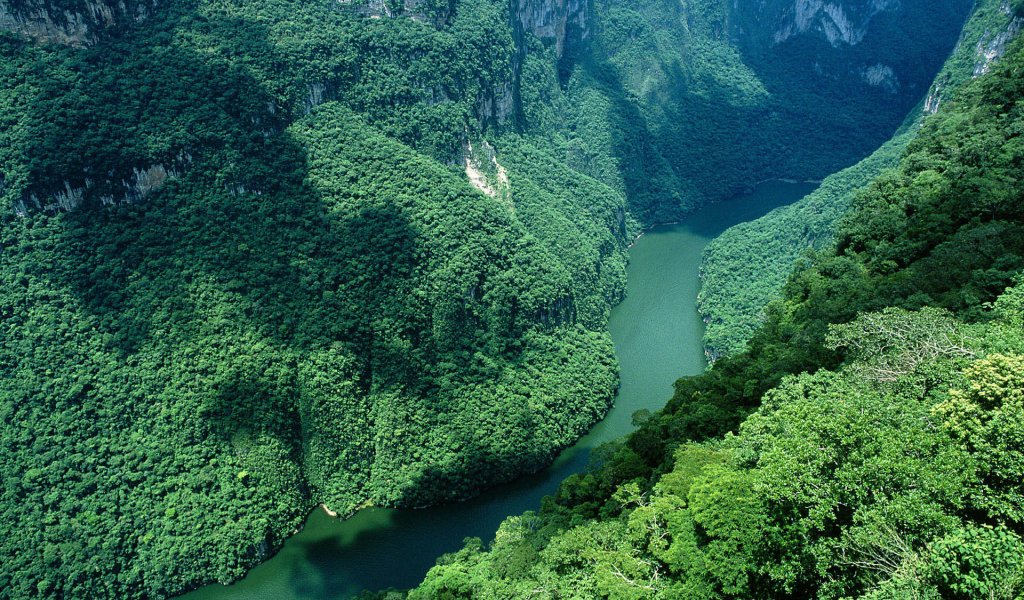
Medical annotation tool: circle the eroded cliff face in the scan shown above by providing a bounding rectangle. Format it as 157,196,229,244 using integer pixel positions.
11,158,189,217
337,0,449,25
333,0,589,127
513,0,588,58
924,0,1023,114
472,0,590,127
0,0,156,45
744,0,900,47
727,0,972,98
973,1,1024,76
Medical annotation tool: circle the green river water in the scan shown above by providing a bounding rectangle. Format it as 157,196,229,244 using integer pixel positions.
184,180,819,600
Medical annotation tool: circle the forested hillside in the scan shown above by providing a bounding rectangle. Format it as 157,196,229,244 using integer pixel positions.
0,7,632,593
515,0,972,220
405,36,1024,600
0,0,974,597
698,0,1024,360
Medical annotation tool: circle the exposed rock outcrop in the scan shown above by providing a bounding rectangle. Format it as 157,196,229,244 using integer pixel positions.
512,0,589,58
923,79,944,114
13,157,188,217
861,63,898,92
747,0,900,47
973,4,1023,76
336,0,445,25
461,139,512,210
923,1,1022,115
0,0,156,46
476,80,515,127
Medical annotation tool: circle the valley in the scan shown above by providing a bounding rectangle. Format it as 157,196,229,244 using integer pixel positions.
2,0,1022,598
180,183,817,600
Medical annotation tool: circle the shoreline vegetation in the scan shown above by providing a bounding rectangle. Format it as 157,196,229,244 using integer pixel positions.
0,0,981,597
401,33,1024,600
692,0,1024,362
627,179,823,249
183,181,824,600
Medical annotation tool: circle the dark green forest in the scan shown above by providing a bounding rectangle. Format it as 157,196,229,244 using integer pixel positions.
403,35,1024,600
698,0,1024,360
0,0,997,597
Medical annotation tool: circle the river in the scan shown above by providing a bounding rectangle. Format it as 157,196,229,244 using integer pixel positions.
183,180,819,600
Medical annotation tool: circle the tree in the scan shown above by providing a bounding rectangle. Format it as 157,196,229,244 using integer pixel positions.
933,354,1024,522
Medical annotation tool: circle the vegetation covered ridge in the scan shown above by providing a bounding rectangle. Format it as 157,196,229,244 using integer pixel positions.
400,35,1024,600
696,0,1024,361
0,3,631,595
0,0,973,597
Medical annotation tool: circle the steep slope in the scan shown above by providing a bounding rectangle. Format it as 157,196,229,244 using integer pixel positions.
512,0,971,222
0,3,631,596
698,0,1024,360
0,0,974,597
406,36,1024,600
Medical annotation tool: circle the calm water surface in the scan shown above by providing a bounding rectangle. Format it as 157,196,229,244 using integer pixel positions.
183,180,818,600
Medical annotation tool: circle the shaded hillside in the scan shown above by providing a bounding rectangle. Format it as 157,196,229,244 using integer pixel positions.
0,0,974,597
698,0,1023,360
405,36,1024,600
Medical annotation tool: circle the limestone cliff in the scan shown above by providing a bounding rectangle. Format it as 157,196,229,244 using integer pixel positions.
490,0,589,126
743,0,900,47
729,0,971,97
0,0,156,45
333,0,590,126
972,2,1024,76
924,0,1023,114
696,0,1019,363
513,0,588,58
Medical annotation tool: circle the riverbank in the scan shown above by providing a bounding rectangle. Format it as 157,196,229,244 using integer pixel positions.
180,180,816,600
626,178,822,250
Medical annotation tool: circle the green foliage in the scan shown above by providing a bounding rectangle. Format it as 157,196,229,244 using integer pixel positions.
511,0,969,226
0,2,634,595
697,0,1022,361
825,307,978,385
411,288,1024,598
934,354,1024,522
697,123,915,360
925,525,1024,600
0,0,989,596
406,34,1024,600
740,370,971,597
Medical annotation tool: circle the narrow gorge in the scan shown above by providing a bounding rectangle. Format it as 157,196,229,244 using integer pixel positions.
2,0,1020,598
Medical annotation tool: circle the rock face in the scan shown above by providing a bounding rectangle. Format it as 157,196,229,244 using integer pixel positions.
861,62,898,92
461,139,511,209
513,0,589,58
742,0,900,47
728,0,971,99
337,0,448,25
476,79,515,127
972,1,1024,76
497,0,589,126
11,161,185,217
924,0,1023,115
0,0,156,46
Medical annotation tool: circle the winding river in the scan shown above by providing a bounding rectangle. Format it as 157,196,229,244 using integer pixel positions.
184,180,819,600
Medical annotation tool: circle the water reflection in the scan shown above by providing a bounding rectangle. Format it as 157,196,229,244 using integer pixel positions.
182,180,819,600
